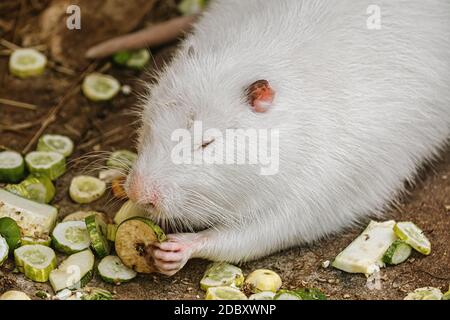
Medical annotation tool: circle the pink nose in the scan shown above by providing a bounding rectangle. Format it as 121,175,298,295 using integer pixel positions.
126,174,159,206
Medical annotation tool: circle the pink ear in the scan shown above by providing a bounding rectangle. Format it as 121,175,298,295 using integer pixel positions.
246,80,275,113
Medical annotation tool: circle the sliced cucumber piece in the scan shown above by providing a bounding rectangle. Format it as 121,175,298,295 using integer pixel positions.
98,255,137,284
200,262,244,291
115,217,166,273
106,224,117,242
0,290,31,300
49,249,95,292
394,222,431,255
0,235,8,266
20,174,55,204
0,217,21,250
274,290,302,300
69,176,106,204
112,51,132,65
85,214,110,258
244,269,282,293
98,168,123,183
0,189,58,238
0,151,25,183
178,0,208,15
20,235,52,247
14,244,57,282
332,220,397,275
113,49,151,70
205,286,247,300
107,150,137,170
81,287,114,300
51,221,90,254
62,210,111,224
294,288,327,300
248,291,275,300
4,184,30,199
37,134,74,157
82,73,120,102
443,286,450,300
25,151,66,180
382,240,412,265
9,48,47,79
404,287,443,300
114,200,147,225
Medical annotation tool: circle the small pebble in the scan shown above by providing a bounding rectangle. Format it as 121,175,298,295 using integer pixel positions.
321,260,330,268
343,294,351,299
327,279,336,284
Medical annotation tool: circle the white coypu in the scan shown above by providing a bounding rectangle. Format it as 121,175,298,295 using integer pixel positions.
125,0,450,275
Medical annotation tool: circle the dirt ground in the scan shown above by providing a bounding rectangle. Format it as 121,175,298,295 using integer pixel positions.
0,0,449,300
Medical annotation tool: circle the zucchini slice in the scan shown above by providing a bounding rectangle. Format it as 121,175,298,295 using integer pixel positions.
62,210,110,224
115,217,166,273
244,269,282,293
4,184,30,199
205,286,247,300
404,287,443,300
85,214,110,258
0,189,58,238
294,288,327,300
382,240,412,265
20,235,52,247
332,220,397,275
49,249,95,292
0,290,31,300
82,73,120,102
9,48,47,79
98,255,137,284
14,244,57,282
248,291,276,300
37,134,74,157
25,151,66,180
0,216,22,250
51,221,90,254
81,287,114,300
0,235,8,266
107,150,137,170
20,174,56,204
394,221,431,255
113,49,150,70
0,151,25,183
69,176,106,204
200,262,244,291
98,168,123,183
274,290,302,300
113,200,147,225
106,224,117,242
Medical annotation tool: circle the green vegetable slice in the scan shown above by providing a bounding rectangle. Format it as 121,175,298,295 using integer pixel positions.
114,200,147,225
178,0,208,15
51,221,90,254
9,48,47,79
62,210,111,224
0,217,21,250
37,134,74,157
294,288,327,300
443,286,450,300
85,214,110,258
25,151,66,180
107,150,137,171
248,291,275,300
98,255,137,284
274,290,302,300
382,240,412,265
0,235,8,266
393,221,431,255
106,224,117,242
244,269,282,293
20,235,52,247
81,287,114,300
82,73,120,102
113,49,151,70
69,176,106,204
4,184,30,199
0,151,25,183
49,249,95,292
20,174,56,204
404,287,443,300
0,290,31,300
205,286,247,300
115,217,166,273
14,244,57,282
200,262,244,291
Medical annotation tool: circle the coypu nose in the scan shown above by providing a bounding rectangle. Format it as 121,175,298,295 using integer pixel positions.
126,174,160,206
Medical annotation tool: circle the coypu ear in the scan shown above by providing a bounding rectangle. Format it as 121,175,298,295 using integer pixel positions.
245,80,275,113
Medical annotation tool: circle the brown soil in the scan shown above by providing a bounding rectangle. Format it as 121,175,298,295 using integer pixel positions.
0,0,449,300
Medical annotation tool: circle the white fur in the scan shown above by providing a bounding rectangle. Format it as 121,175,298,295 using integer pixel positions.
131,0,450,265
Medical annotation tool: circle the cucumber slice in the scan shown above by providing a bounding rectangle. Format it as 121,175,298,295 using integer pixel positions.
0,217,21,250
394,221,431,255
112,51,132,65
382,240,412,265
404,287,443,300
49,249,95,292
81,287,114,300
20,174,56,204
82,73,120,102
98,168,123,183
248,291,275,300
113,49,150,70
332,220,397,275
20,235,52,247
69,176,106,204
62,210,111,224
205,286,247,300
0,151,25,183
51,221,90,254
244,269,282,293
294,288,327,300
37,134,74,157
14,244,57,282
4,184,31,199
9,48,47,79
107,150,137,170
98,255,137,284
443,286,450,300
200,262,244,291
0,189,58,238
115,217,166,273
85,214,110,258
25,151,66,180
0,235,8,266
106,224,117,242
178,0,208,15
274,290,302,300
0,290,31,300
113,200,147,225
